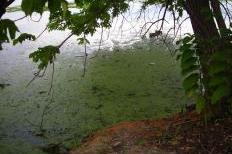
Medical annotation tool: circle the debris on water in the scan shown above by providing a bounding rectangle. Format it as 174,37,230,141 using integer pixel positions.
38,91,47,94
41,143,69,154
33,129,47,137
0,83,10,89
149,62,156,65
127,92,136,96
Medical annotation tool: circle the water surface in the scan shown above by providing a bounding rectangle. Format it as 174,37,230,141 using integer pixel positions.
1,1,196,153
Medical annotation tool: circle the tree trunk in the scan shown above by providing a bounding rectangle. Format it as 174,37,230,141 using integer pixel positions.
185,0,220,40
184,0,230,117
0,0,7,18
210,0,227,35
0,0,15,18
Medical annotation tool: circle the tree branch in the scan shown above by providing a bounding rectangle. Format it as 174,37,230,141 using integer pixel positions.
36,26,48,40
57,33,73,48
14,15,27,22
5,0,15,7
141,18,169,38
82,35,88,77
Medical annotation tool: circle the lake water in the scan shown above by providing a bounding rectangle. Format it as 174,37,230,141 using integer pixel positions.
1,1,229,154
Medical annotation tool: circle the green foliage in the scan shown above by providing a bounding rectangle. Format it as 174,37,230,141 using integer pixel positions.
211,85,230,104
208,34,232,105
177,30,232,114
176,34,201,97
77,37,90,44
21,0,47,15
48,0,62,13
182,73,199,96
47,0,130,36
29,46,60,70
20,0,131,71
0,19,19,43
13,33,36,45
48,9,72,31
196,96,205,112
142,0,184,17
21,0,68,15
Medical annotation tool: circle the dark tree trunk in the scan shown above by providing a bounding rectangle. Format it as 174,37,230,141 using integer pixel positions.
0,0,7,18
185,0,220,40
210,0,227,35
0,0,15,18
184,0,229,117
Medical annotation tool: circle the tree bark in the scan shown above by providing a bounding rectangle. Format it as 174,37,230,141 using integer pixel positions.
184,0,231,117
210,0,227,36
0,0,15,18
185,0,220,40
184,0,222,117
0,0,6,18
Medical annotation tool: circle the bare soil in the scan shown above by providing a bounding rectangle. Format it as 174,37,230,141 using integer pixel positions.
70,112,232,154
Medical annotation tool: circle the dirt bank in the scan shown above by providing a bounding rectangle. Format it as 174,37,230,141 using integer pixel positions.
71,112,231,154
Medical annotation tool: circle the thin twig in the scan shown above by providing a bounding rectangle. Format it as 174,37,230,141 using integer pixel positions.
219,1,232,21
82,35,88,77
26,67,47,87
57,33,73,48
121,14,138,33
14,15,27,22
173,17,190,40
39,90,54,131
48,61,55,95
27,33,73,88
36,26,48,40
141,19,168,38
98,27,104,51
159,1,169,31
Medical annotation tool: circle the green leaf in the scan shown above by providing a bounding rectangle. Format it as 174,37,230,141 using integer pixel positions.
211,85,230,104
78,37,90,44
61,0,69,17
176,53,182,61
181,57,198,71
0,19,19,44
21,0,47,15
212,52,227,62
209,63,227,75
209,75,227,87
183,73,199,96
182,35,194,44
196,96,205,113
29,45,60,70
179,43,192,51
185,84,199,97
181,65,199,76
48,0,62,14
13,33,36,45
181,49,196,63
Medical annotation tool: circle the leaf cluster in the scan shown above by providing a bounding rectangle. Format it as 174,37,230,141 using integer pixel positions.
208,30,232,105
29,46,60,70
13,33,36,45
177,30,232,114
0,19,19,43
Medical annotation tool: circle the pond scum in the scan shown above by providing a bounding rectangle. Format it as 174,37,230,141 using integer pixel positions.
0,41,189,154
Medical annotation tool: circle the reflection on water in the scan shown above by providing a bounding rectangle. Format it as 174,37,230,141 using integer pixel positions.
0,2,194,154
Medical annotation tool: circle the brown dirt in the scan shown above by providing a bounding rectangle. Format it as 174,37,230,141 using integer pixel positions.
70,112,232,154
